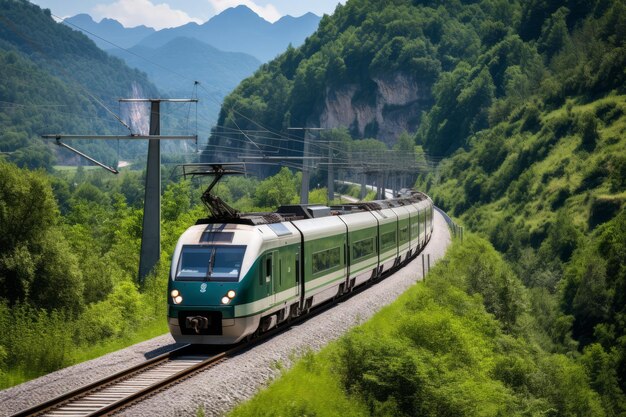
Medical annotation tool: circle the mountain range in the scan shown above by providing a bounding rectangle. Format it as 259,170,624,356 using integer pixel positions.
62,6,321,133
64,6,321,63
62,13,155,49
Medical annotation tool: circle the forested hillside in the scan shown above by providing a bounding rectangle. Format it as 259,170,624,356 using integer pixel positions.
412,0,626,405
214,0,626,414
0,0,158,170
211,0,521,149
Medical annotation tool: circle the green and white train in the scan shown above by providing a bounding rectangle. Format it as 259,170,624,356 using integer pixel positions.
167,191,434,344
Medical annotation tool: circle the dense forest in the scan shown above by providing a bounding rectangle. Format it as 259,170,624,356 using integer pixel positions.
213,0,626,415
0,0,159,170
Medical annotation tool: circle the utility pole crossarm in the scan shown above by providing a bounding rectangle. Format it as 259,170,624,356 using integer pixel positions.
43,134,197,140
118,98,199,103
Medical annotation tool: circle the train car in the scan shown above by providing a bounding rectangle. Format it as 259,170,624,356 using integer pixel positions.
337,210,379,289
168,191,434,345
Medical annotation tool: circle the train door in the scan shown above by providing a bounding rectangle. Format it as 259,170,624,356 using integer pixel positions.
295,248,301,298
417,209,421,249
264,251,278,305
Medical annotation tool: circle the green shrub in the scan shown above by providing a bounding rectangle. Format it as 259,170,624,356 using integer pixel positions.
578,112,600,152
595,101,623,124
520,104,542,132
229,236,607,417
588,196,623,229
580,343,626,415
608,155,626,193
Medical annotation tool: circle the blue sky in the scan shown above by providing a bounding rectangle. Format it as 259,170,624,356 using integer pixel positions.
30,0,346,29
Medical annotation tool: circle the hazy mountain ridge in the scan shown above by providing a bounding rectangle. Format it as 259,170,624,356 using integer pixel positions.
61,5,321,136
64,13,155,49
65,6,322,63
108,37,260,91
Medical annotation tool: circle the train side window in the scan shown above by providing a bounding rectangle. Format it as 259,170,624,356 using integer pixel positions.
295,257,300,284
312,247,341,274
352,237,375,260
399,225,409,242
381,230,396,250
265,255,272,284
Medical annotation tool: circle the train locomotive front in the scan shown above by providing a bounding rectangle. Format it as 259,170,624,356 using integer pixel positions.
167,221,301,344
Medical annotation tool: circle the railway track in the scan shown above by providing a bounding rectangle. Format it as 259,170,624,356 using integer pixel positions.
10,344,231,417
11,236,433,417
10,279,387,417
9,302,338,417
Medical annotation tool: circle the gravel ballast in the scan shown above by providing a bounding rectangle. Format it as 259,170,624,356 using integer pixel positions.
1,210,451,417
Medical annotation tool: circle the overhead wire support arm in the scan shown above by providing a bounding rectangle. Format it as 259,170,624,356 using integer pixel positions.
41,95,199,284
238,156,322,160
118,98,200,103
53,138,119,174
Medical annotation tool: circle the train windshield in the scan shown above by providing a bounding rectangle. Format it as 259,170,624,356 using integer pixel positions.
176,245,246,281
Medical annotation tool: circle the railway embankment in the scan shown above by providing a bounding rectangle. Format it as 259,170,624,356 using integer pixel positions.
1,210,451,417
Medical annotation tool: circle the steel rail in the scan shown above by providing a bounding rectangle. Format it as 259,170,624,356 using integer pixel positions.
10,344,196,417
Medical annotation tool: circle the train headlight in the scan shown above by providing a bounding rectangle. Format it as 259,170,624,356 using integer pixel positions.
171,289,183,304
221,296,231,305
227,290,236,299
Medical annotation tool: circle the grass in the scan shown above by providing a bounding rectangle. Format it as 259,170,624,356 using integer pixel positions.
70,320,168,364
232,349,369,417
0,264,170,390
53,165,102,172
227,235,605,417
0,316,168,389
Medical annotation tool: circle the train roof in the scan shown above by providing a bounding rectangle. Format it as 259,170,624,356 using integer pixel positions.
195,190,430,226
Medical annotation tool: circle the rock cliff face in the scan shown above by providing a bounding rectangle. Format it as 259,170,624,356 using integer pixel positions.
316,72,433,145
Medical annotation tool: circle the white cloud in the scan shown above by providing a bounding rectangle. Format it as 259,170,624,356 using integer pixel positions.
93,0,202,29
207,0,281,23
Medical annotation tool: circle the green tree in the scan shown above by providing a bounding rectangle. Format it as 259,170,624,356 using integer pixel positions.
0,161,84,312
538,7,572,59
253,167,300,208
162,180,192,222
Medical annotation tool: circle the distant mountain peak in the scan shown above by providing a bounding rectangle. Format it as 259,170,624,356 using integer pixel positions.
64,13,156,49
224,5,259,16
66,13,96,25
278,12,320,20
209,5,268,24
